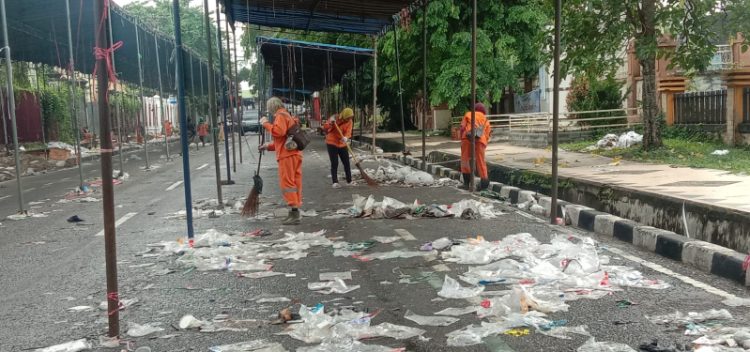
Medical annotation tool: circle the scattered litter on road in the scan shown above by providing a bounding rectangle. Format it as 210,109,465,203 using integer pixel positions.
297,340,403,352
404,310,459,326
34,339,92,352
342,194,500,220
67,306,94,312
308,278,360,294
301,209,318,217
647,309,733,327
356,249,437,261
209,340,289,352
126,322,164,337
319,271,353,281
372,236,402,244
435,306,479,316
438,276,484,299
97,336,119,348
420,237,453,251
257,297,291,304
577,338,636,352
6,212,48,221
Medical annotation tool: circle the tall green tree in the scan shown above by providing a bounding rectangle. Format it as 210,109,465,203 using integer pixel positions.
124,0,228,69
562,0,749,149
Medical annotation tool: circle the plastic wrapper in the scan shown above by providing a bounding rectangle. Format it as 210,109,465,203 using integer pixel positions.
372,236,401,244
647,309,733,326
179,315,206,329
404,310,459,326
446,321,512,347
448,199,497,219
319,272,352,281
297,339,402,352
434,306,478,316
34,339,92,352
127,322,165,337
208,340,288,352
577,338,637,352
308,279,360,294
358,250,436,261
438,276,484,299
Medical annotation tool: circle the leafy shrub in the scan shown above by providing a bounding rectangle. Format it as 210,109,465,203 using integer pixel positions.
566,76,628,126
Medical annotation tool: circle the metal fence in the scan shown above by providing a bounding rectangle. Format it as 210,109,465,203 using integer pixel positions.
674,90,726,125
452,108,640,134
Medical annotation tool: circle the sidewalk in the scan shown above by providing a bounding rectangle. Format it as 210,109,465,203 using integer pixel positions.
359,132,750,252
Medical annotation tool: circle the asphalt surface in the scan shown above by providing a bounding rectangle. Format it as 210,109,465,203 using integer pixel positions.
1,129,749,352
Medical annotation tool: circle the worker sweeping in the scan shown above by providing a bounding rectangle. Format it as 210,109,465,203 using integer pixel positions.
197,119,209,146
323,108,354,188
460,102,491,191
258,97,303,225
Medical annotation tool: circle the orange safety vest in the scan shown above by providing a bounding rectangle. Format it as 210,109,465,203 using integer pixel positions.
460,111,491,145
323,117,352,148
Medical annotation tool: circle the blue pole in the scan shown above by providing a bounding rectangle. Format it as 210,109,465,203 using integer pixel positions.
172,0,195,242
215,0,231,183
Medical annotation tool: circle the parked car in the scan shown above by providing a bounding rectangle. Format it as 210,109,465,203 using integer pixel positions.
241,116,261,135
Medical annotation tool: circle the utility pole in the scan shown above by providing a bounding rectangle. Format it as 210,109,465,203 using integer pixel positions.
107,5,125,177
0,0,24,214
65,0,85,189
173,0,195,244
215,0,232,184
550,0,562,224
203,0,223,205
135,18,150,169
469,0,477,192
224,17,237,173
94,0,119,337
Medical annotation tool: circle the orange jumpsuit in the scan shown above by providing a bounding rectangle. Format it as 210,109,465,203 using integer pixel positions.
263,109,303,208
460,111,491,179
323,116,352,147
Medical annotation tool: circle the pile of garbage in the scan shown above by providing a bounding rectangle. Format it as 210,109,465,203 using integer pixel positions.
164,198,244,220
47,141,94,156
585,131,643,151
336,194,501,220
426,233,671,346
364,161,457,187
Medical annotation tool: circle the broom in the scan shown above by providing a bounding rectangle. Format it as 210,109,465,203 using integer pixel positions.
241,133,265,216
333,122,378,187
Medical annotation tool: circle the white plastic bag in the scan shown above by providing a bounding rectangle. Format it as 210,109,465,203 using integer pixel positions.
438,276,484,299
35,339,92,352
404,310,459,326
577,338,636,352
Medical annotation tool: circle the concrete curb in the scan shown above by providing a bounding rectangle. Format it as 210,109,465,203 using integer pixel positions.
388,154,750,287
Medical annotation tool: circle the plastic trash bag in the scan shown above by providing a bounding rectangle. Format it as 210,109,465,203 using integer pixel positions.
448,199,497,219
179,315,206,329
577,338,636,352
404,310,459,326
404,170,434,185
358,250,436,261
438,276,484,299
446,321,512,347
127,322,165,337
372,236,401,244
34,339,92,352
209,340,289,352
711,149,730,156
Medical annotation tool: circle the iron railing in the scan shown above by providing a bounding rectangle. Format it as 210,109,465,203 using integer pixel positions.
452,108,640,134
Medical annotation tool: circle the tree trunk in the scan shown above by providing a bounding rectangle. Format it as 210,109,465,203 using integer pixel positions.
638,0,662,149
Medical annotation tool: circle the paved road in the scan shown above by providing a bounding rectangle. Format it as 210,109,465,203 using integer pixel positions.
0,134,748,352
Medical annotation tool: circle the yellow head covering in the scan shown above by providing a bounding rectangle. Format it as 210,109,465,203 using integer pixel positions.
340,108,354,119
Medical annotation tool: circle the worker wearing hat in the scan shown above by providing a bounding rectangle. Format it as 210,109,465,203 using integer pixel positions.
460,103,492,191
323,107,354,188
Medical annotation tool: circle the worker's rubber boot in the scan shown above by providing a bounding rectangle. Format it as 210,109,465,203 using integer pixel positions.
282,209,301,225
460,173,472,190
477,178,490,191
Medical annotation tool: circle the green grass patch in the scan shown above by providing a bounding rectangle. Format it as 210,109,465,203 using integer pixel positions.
561,137,750,173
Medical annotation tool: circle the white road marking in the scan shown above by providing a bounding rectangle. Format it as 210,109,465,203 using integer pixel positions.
60,177,70,181
24,187,36,192
165,181,184,191
94,212,138,237
394,228,416,241
196,163,209,170
0,195,10,201
606,247,747,302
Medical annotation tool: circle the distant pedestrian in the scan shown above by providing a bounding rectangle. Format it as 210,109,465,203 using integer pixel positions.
164,120,173,137
197,119,209,146
258,96,303,225
323,107,353,188
460,103,491,191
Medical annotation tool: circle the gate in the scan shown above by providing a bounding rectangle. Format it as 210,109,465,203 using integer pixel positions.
743,87,750,123
674,90,726,125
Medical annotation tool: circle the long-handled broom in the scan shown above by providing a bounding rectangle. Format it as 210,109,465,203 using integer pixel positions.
241,133,265,216
333,123,378,187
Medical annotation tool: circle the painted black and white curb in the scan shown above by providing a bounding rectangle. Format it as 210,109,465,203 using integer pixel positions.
391,152,750,287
